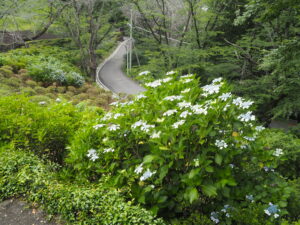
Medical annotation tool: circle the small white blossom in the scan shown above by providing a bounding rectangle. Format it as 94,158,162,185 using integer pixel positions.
39,101,46,105
172,120,185,129
163,109,177,116
135,163,144,174
151,131,161,139
238,111,256,122
113,113,124,119
215,140,228,149
166,71,175,76
56,98,61,103
140,169,156,181
103,148,115,153
202,84,221,96
87,149,99,161
264,209,271,216
181,74,193,78
255,125,265,132
139,71,150,76
273,148,283,157
210,212,219,224
164,95,183,101
181,88,191,94
145,80,162,88
108,124,120,131
161,77,173,83
182,78,193,83
244,136,256,141
218,93,232,101
180,111,192,118
136,94,147,100
101,112,113,121
131,120,155,133
93,124,105,130
191,105,208,115
177,101,192,109
233,97,254,109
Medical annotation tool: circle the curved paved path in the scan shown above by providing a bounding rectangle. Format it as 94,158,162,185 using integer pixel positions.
96,39,145,95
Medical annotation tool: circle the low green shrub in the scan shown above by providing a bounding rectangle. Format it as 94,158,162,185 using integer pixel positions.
0,95,103,163
0,147,165,225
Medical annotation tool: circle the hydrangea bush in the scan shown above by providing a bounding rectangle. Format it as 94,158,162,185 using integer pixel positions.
67,72,292,222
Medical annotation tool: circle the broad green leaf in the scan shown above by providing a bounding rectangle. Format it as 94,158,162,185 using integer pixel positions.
188,187,199,203
202,184,217,197
143,154,155,163
215,154,223,165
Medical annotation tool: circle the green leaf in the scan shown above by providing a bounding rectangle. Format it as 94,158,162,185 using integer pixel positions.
202,184,217,197
205,166,214,173
143,154,155,163
187,187,199,204
215,154,223,165
159,146,169,150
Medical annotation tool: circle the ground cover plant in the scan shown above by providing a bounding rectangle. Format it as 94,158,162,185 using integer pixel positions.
66,71,300,224
0,146,165,225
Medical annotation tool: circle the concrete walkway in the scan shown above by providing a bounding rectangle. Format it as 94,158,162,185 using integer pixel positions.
0,199,58,225
96,39,145,95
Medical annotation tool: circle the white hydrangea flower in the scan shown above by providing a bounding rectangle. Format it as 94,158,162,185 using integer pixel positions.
131,120,155,133
181,74,193,78
273,148,283,157
180,111,192,118
166,71,175,76
134,163,144,174
215,140,228,149
191,105,208,115
139,71,150,76
136,94,147,100
87,149,99,161
164,95,183,101
140,169,156,181
145,80,162,88
218,92,232,101
172,120,185,129
210,212,220,224
181,88,191,94
177,101,192,109
202,84,221,96
182,78,193,83
233,97,253,109
113,113,124,119
244,136,256,141
238,111,256,122
163,109,177,116
103,148,115,153
93,124,106,130
39,101,46,105
255,126,265,132
101,112,113,121
151,131,161,139
108,124,120,131
161,77,173,83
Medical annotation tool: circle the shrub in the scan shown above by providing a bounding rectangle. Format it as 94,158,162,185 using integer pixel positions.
0,147,165,225
0,95,98,163
66,72,293,222
25,79,38,88
261,129,300,179
21,87,37,96
0,67,14,78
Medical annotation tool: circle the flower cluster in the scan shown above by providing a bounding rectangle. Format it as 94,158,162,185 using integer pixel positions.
131,120,155,133
87,149,99,161
233,97,253,109
164,95,183,101
273,148,283,157
238,111,256,122
139,71,150,76
215,140,228,149
264,203,280,218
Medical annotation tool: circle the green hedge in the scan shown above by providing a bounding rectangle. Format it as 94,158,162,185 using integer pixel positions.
0,146,165,225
